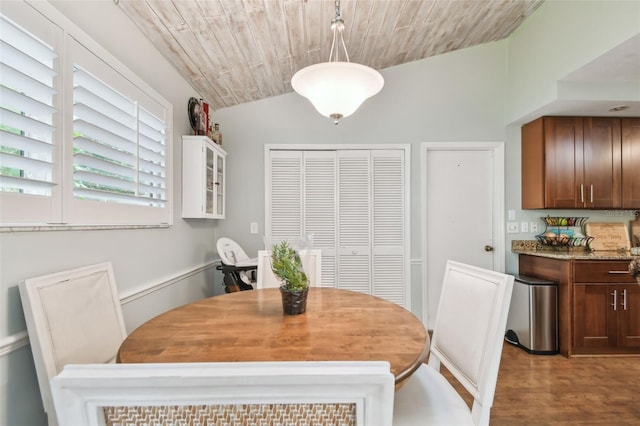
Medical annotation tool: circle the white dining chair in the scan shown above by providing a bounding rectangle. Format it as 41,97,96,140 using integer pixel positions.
19,262,127,426
50,361,394,426
394,260,514,426
256,249,322,289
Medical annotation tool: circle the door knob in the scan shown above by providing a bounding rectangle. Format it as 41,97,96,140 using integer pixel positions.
484,245,494,252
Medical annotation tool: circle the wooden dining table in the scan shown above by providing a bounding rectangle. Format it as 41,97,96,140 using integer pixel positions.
117,287,429,385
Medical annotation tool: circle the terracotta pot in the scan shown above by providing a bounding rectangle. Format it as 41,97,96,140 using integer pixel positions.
280,286,309,315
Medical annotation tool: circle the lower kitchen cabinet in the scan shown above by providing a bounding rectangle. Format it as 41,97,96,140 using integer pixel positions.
519,255,640,357
619,285,640,349
573,283,640,353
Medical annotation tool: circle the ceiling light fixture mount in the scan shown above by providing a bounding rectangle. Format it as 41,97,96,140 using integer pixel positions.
291,0,384,125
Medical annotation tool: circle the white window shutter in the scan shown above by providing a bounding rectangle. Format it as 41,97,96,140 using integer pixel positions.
267,150,303,245
72,66,167,207
372,150,407,306
0,10,61,224
337,150,371,294
303,151,337,287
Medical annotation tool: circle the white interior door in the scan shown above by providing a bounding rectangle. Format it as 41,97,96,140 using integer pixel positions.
422,142,505,327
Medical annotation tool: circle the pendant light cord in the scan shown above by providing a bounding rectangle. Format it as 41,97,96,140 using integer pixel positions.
328,0,350,63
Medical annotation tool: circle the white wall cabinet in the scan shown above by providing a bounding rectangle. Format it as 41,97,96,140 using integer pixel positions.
266,147,410,308
182,136,226,219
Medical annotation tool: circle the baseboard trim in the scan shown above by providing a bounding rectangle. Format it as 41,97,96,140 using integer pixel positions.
1,260,219,357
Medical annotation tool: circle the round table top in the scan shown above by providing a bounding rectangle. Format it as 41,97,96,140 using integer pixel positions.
117,287,429,384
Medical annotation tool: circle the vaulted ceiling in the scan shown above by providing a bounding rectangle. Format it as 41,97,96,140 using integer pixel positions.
117,0,544,111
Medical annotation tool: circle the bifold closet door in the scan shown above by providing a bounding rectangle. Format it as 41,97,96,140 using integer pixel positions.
267,150,337,288
267,148,408,307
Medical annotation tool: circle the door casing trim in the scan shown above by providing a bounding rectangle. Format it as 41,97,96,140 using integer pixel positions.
421,141,506,328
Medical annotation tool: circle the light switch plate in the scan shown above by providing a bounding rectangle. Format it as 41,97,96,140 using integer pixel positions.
530,222,539,233
508,209,516,221
521,221,529,233
507,222,519,233
250,222,258,234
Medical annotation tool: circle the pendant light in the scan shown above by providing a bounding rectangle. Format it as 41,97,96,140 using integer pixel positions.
291,0,384,125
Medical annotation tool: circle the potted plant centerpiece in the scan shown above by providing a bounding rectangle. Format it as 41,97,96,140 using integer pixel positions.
271,241,309,315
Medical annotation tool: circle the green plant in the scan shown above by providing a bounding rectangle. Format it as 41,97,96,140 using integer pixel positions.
271,241,308,291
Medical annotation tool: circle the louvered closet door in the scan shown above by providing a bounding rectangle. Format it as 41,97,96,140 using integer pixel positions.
268,151,303,244
372,150,406,306
268,147,409,307
267,150,337,288
303,152,337,287
337,151,371,294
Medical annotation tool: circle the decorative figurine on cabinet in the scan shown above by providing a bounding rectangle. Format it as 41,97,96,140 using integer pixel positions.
209,123,222,145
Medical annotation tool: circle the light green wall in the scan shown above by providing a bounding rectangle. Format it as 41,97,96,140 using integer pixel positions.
506,0,640,123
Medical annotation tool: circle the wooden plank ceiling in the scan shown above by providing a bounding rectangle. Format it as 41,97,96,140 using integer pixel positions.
117,0,544,111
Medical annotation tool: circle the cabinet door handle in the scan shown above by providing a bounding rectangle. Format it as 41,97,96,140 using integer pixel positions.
580,184,584,203
590,185,594,203
611,289,617,311
608,270,629,274
621,288,627,310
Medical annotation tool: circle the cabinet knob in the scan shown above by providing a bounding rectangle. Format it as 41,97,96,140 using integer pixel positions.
484,245,494,252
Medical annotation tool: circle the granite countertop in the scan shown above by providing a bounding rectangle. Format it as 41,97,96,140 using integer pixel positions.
512,240,636,260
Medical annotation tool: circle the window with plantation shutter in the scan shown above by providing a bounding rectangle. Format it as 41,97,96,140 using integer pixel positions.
0,1,172,227
0,9,61,224
72,67,167,208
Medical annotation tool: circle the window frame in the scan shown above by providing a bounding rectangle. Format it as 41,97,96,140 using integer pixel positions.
0,0,173,230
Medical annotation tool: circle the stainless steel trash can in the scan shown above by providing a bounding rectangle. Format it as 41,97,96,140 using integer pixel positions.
505,274,558,354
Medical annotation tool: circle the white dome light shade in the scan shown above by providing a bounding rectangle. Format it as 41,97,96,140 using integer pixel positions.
291,61,384,124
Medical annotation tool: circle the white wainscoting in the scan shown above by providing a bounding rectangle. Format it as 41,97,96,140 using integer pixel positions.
0,260,219,357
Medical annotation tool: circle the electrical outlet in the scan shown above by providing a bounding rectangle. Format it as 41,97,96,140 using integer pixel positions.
250,222,258,234
521,221,529,233
530,222,539,233
507,222,519,233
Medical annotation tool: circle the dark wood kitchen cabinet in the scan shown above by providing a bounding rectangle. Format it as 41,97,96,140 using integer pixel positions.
522,116,623,209
573,261,640,355
519,255,640,357
622,118,640,208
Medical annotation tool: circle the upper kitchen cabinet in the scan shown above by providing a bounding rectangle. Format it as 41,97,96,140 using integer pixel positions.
522,116,624,209
622,118,640,209
182,135,226,219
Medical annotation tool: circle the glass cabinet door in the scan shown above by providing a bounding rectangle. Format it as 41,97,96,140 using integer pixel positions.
215,153,224,216
206,146,214,215
181,135,226,219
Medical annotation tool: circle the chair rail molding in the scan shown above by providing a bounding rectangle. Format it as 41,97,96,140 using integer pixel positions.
120,260,218,304
0,331,29,357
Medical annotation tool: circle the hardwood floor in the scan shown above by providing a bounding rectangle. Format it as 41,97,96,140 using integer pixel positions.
445,343,640,425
